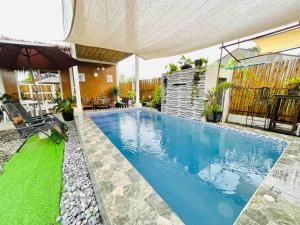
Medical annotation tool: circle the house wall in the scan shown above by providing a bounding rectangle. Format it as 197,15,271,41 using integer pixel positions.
0,69,19,99
205,65,233,122
78,63,116,99
61,69,72,99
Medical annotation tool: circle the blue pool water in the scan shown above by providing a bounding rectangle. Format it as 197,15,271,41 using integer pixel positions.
90,110,285,225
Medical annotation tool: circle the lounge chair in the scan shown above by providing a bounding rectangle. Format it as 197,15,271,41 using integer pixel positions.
11,101,68,132
2,102,68,152
93,97,110,110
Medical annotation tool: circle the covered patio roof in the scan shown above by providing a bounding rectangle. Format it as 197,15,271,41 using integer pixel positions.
75,44,131,64
64,0,300,59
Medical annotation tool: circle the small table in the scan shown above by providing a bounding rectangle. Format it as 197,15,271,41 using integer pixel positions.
269,95,300,135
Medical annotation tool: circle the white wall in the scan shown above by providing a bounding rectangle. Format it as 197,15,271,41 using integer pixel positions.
205,65,233,122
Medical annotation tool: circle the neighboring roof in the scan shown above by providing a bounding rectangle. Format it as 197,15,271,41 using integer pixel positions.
212,48,298,66
75,44,131,64
36,77,60,84
254,27,300,54
65,0,300,59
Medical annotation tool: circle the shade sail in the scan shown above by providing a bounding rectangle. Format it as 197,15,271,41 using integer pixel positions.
65,0,300,59
254,28,300,54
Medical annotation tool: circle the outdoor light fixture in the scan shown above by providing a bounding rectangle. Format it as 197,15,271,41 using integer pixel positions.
94,72,99,78
101,66,105,71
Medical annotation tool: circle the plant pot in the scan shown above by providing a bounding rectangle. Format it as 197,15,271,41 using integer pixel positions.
288,88,299,96
207,112,222,123
194,59,203,67
155,104,161,111
180,64,192,70
62,111,74,121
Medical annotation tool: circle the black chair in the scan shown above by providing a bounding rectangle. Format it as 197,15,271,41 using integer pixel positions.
2,102,68,152
12,101,68,132
246,87,272,128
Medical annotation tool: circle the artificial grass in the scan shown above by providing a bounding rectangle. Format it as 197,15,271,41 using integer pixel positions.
0,135,64,225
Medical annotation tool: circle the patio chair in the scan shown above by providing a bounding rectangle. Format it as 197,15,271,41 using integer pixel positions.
246,87,272,128
121,97,129,108
11,101,68,132
81,98,93,109
93,97,110,110
2,102,68,152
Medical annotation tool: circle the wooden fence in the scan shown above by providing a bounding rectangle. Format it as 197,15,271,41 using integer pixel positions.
119,78,161,100
19,83,60,100
229,59,300,121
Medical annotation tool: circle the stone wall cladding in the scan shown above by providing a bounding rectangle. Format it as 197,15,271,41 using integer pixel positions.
161,68,205,121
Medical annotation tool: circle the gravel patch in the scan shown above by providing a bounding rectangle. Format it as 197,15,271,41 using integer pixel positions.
0,129,23,173
58,121,103,225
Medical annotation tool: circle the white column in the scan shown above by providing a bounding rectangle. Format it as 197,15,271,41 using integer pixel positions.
0,70,5,94
134,54,141,107
58,70,64,99
29,84,33,98
15,71,22,100
69,67,75,96
70,43,82,111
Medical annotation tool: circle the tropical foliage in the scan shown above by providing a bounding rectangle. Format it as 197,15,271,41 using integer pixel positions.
287,76,300,89
150,85,161,107
201,82,233,117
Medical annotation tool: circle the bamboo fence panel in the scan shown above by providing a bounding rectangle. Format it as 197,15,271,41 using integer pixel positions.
119,78,161,100
229,59,300,121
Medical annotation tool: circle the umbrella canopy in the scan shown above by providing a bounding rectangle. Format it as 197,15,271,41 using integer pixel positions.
0,42,77,70
0,42,77,117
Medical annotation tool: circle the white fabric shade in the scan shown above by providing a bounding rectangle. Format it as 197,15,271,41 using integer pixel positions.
65,0,300,59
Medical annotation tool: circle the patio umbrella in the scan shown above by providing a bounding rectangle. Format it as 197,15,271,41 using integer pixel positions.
0,42,77,117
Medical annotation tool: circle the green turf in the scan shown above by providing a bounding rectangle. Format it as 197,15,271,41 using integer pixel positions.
0,135,64,225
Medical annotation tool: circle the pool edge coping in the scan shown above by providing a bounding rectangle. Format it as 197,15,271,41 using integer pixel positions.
75,109,184,225
76,108,300,225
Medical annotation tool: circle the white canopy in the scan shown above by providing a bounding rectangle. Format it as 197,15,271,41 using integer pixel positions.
65,0,300,59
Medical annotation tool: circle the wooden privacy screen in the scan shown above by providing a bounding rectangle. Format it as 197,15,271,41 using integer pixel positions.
119,78,161,100
229,59,300,120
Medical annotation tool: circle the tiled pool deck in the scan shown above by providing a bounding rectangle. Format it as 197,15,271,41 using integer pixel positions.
75,109,300,225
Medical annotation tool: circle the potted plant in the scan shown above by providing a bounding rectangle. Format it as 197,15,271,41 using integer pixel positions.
178,55,193,70
201,82,233,122
286,76,300,95
150,85,162,111
194,57,208,68
55,98,74,121
126,90,136,105
109,85,119,103
165,63,178,75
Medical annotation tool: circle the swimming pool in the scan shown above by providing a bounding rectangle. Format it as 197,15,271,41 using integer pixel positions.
90,109,285,225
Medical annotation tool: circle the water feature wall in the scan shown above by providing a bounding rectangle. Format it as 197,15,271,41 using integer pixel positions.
161,68,206,121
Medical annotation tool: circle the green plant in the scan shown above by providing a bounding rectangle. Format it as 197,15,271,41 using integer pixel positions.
150,85,161,107
109,85,119,97
194,57,208,77
165,63,178,76
55,99,73,113
287,76,300,89
178,55,194,69
126,90,136,100
0,93,13,102
201,82,233,117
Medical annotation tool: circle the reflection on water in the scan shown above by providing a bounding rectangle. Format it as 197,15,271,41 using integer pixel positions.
91,110,284,225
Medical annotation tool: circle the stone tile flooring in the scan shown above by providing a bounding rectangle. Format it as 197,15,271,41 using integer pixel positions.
75,109,300,225
75,110,183,225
